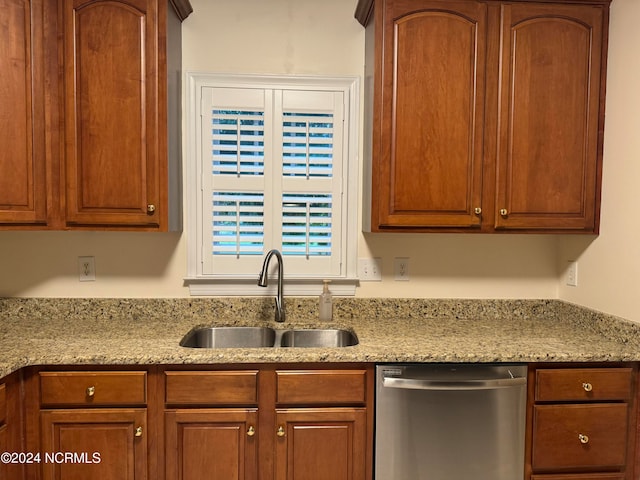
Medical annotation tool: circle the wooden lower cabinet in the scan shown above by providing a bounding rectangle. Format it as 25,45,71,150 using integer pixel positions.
163,365,373,480
40,408,147,480
527,365,637,480
275,408,367,480
0,372,26,480
165,409,258,480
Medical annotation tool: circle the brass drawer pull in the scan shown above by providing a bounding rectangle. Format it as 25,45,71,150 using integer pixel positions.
247,426,255,437
582,382,593,392
135,426,143,438
499,208,508,217
86,386,95,397
578,433,589,444
277,426,285,437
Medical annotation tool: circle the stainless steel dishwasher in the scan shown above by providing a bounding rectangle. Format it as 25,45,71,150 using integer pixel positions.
375,363,527,480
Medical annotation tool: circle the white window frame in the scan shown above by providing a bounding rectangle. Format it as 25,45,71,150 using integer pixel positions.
185,73,360,296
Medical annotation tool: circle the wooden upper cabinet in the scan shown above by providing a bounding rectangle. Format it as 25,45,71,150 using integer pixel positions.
373,0,487,229
495,3,606,231
359,0,610,233
63,0,162,228
0,0,48,226
0,0,191,230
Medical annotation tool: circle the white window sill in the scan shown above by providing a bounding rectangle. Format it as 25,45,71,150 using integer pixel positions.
184,277,358,296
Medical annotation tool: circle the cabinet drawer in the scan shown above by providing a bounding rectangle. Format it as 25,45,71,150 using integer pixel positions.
536,368,632,401
276,370,367,405
532,404,628,471
531,475,625,480
40,371,146,406
0,383,5,425
165,371,258,405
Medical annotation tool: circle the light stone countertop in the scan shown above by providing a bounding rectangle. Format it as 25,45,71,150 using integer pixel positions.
1,298,639,378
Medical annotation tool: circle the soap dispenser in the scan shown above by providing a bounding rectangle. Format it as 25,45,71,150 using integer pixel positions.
318,280,333,321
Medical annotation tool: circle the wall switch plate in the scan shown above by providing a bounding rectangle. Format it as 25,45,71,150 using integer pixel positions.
566,260,578,287
78,256,96,282
394,257,409,281
358,257,382,281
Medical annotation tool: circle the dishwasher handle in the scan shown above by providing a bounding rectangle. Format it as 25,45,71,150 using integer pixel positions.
382,375,526,391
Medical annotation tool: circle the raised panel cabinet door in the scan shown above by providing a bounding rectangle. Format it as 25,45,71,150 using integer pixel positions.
40,408,147,480
495,3,606,231
165,409,258,480
63,0,162,227
0,0,47,225
0,374,26,480
372,0,486,229
275,408,367,480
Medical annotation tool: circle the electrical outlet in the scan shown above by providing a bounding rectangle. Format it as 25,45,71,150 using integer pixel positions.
78,256,96,282
358,257,382,281
566,260,578,287
394,257,410,281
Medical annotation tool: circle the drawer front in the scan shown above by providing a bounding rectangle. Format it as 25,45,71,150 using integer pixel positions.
40,371,146,406
531,475,625,480
0,383,5,425
532,404,628,471
536,368,632,401
165,371,258,405
276,370,367,405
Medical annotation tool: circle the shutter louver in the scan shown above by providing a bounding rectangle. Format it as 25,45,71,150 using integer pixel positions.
282,112,334,178
282,193,332,257
212,192,264,256
212,109,264,176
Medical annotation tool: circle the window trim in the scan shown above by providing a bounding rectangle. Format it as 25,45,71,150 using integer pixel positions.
184,73,360,296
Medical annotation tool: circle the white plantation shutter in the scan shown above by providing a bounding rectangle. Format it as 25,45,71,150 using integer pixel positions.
201,87,273,274
275,90,343,275
187,74,359,294
199,86,344,277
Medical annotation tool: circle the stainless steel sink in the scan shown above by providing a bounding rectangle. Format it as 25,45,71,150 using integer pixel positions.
179,327,358,348
279,329,358,348
180,326,276,348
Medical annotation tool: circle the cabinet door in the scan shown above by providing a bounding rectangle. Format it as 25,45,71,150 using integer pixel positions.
372,0,486,229
275,408,367,480
165,409,258,480
62,0,162,228
40,408,147,480
495,3,605,231
0,0,47,225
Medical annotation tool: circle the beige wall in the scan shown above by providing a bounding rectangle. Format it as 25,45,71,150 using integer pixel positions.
11,0,638,304
557,0,640,323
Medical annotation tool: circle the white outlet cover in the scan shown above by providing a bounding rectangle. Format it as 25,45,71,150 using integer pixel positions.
78,256,96,282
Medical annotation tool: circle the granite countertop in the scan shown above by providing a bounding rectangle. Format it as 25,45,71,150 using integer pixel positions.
1,298,639,378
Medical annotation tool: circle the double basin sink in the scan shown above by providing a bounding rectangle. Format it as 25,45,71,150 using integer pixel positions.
180,326,358,349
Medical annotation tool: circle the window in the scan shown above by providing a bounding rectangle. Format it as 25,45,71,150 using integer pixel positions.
185,74,359,295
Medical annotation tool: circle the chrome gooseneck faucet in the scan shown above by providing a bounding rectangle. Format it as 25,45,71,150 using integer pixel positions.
258,249,285,322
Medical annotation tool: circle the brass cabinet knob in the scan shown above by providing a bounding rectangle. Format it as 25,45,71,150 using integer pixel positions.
578,433,589,444
499,208,508,217
147,204,156,214
276,426,285,437
582,382,593,392
247,426,255,437
135,426,143,438
474,207,482,215
86,386,95,397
